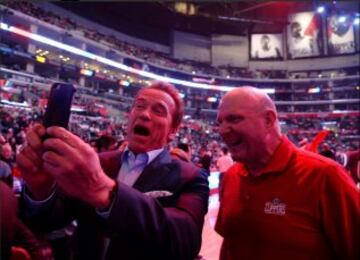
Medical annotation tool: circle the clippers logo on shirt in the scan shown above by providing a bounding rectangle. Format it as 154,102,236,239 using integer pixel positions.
264,198,286,216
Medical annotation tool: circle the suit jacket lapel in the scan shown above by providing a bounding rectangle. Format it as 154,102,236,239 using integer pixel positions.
133,149,176,192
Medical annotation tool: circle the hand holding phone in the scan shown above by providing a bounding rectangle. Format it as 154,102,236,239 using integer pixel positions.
43,83,76,129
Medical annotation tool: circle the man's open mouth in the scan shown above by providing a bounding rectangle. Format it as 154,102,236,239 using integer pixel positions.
133,125,150,136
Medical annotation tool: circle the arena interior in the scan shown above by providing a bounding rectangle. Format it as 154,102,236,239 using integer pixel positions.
0,2,359,259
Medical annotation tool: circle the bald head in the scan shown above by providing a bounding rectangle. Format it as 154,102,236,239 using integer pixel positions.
217,86,282,172
220,87,277,115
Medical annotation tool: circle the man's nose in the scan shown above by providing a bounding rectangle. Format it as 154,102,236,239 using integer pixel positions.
138,108,151,121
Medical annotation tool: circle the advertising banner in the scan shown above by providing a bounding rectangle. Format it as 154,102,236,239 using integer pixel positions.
328,14,355,54
288,12,322,58
251,34,283,59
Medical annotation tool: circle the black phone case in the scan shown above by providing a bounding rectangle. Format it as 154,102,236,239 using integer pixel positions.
43,83,76,129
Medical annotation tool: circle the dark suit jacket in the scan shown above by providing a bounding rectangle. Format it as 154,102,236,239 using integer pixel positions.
21,149,209,260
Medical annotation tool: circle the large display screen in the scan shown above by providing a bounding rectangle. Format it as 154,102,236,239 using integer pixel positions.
287,11,322,58
250,34,284,59
327,14,356,55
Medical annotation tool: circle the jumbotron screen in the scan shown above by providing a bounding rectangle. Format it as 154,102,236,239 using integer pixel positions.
287,11,323,58
327,14,356,55
250,34,284,59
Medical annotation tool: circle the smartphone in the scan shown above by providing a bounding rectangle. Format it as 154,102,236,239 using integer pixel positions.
42,83,76,129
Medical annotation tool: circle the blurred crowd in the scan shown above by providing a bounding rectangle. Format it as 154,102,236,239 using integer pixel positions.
0,1,345,80
1,0,359,197
1,2,359,259
1,97,359,197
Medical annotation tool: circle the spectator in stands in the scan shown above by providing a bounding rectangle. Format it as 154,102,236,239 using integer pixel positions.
216,147,233,191
197,146,211,175
215,87,359,259
345,149,360,185
95,134,117,152
177,142,192,159
299,130,330,153
0,139,13,187
17,81,209,259
170,142,191,162
0,141,15,166
298,137,309,149
170,148,191,162
0,155,12,187
319,142,336,161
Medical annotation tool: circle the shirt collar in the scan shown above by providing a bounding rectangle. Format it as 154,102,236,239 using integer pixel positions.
239,135,296,177
122,146,164,166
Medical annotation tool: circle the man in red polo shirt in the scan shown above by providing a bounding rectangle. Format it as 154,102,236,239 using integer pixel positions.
215,87,359,260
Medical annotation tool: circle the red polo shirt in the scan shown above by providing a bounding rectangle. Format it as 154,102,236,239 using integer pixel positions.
216,136,359,260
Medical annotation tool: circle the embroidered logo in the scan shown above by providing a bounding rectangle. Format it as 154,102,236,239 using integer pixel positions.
264,198,286,216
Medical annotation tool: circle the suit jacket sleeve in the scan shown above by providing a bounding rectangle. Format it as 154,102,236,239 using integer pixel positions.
105,160,209,260
19,185,80,232
19,151,209,260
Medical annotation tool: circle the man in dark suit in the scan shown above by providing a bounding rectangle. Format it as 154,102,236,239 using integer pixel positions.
17,81,209,259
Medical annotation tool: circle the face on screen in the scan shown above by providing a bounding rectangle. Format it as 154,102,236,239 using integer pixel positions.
291,22,303,39
261,35,271,51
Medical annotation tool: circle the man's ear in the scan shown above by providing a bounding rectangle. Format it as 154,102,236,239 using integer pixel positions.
264,110,277,128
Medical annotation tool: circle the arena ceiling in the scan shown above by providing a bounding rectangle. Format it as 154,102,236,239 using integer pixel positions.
54,1,359,45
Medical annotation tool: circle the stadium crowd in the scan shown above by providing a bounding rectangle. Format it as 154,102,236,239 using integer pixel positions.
1,82,359,259
3,1,355,80
0,2,359,259
1,86,359,195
